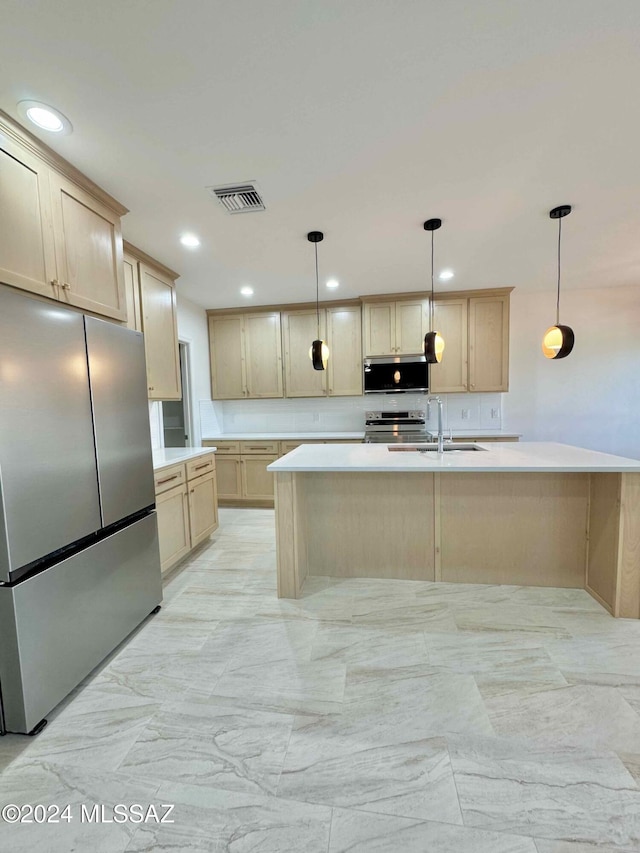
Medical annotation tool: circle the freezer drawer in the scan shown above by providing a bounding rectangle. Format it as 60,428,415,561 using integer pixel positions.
0,513,162,734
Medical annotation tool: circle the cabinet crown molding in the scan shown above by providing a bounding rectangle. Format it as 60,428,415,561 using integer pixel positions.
123,241,180,282
206,288,514,315
0,109,128,217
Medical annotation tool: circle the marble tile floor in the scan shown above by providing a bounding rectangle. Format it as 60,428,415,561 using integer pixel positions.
1,507,640,851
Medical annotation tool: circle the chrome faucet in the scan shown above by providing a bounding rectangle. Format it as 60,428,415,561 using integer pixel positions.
426,395,445,453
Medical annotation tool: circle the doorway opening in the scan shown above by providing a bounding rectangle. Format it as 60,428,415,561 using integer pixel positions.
162,341,193,447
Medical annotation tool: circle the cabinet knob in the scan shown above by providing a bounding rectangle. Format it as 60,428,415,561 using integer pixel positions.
50,279,59,288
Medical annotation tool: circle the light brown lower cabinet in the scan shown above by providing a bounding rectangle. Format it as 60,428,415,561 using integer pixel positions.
215,455,243,500
241,454,279,501
188,470,218,548
156,483,191,574
154,453,219,574
204,439,361,508
212,451,277,506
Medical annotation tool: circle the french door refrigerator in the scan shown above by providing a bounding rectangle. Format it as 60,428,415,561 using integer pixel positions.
0,288,162,734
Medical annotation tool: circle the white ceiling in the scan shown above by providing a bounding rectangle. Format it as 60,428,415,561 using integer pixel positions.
2,0,640,308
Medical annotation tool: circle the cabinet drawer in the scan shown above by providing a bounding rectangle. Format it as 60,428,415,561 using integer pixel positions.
240,440,280,455
208,440,240,454
186,454,215,481
154,464,186,495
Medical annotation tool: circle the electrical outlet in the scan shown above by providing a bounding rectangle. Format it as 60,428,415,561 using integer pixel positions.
491,407,500,419
313,412,320,423
461,409,470,420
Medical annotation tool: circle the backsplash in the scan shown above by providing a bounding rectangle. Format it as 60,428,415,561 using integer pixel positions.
199,393,503,436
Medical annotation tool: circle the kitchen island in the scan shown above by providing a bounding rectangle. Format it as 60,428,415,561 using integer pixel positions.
268,442,640,617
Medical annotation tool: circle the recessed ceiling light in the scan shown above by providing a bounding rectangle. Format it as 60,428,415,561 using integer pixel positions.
179,233,200,248
439,269,455,281
326,278,339,289
17,100,72,134
240,286,254,297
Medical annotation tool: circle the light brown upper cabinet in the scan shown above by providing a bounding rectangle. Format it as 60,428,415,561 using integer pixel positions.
122,251,143,332
0,134,57,300
209,311,283,399
0,110,128,320
139,262,181,400
123,244,181,401
429,290,511,393
429,299,468,393
326,305,362,396
282,309,327,397
282,304,362,397
362,298,429,356
49,172,125,320
468,293,510,392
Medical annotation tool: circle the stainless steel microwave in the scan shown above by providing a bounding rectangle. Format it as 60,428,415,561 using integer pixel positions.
363,355,429,394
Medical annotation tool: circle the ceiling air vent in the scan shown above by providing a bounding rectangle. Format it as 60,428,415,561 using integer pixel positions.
207,182,265,214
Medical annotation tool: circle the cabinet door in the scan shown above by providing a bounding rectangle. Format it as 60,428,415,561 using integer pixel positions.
363,302,395,355
327,305,363,396
156,483,191,574
123,252,142,332
0,137,57,299
244,312,283,398
140,263,181,400
209,315,246,399
395,300,429,355
282,309,327,397
49,171,126,320
188,470,219,548
468,294,509,392
216,455,242,499
429,299,468,393
241,454,277,501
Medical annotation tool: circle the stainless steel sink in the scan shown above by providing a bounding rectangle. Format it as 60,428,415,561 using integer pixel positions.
387,443,487,452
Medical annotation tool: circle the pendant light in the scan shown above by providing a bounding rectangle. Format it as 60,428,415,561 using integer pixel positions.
307,231,329,370
542,205,575,359
423,218,445,363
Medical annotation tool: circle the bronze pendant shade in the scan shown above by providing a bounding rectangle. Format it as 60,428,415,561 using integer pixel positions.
423,218,445,364
542,205,575,360
307,230,329,371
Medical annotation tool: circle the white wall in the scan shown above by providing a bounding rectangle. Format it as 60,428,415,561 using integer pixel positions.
176,294,218,445
148,401,163,450
504,284,640,459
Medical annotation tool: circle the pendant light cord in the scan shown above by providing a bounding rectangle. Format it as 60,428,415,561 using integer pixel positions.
556,216,562,326
430,229,434,329
315,241,320,338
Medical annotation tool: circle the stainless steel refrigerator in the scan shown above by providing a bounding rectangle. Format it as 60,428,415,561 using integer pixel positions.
0,287,162,734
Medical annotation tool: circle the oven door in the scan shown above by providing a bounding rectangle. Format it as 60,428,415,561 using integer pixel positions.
363,356,429,394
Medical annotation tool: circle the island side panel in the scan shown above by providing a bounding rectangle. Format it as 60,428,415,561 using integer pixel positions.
274,472,308,599
616,473,640,618
586,473,621,613
439,472,589,588
301,472,436,581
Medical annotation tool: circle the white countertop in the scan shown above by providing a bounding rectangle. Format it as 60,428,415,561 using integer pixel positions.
202,431,365,440
268,442,640,473
153,446,216,471
440,430,521,439
201,430,520,441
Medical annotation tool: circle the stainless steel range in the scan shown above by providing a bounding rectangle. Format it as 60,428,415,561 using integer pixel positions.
363,410,430,443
